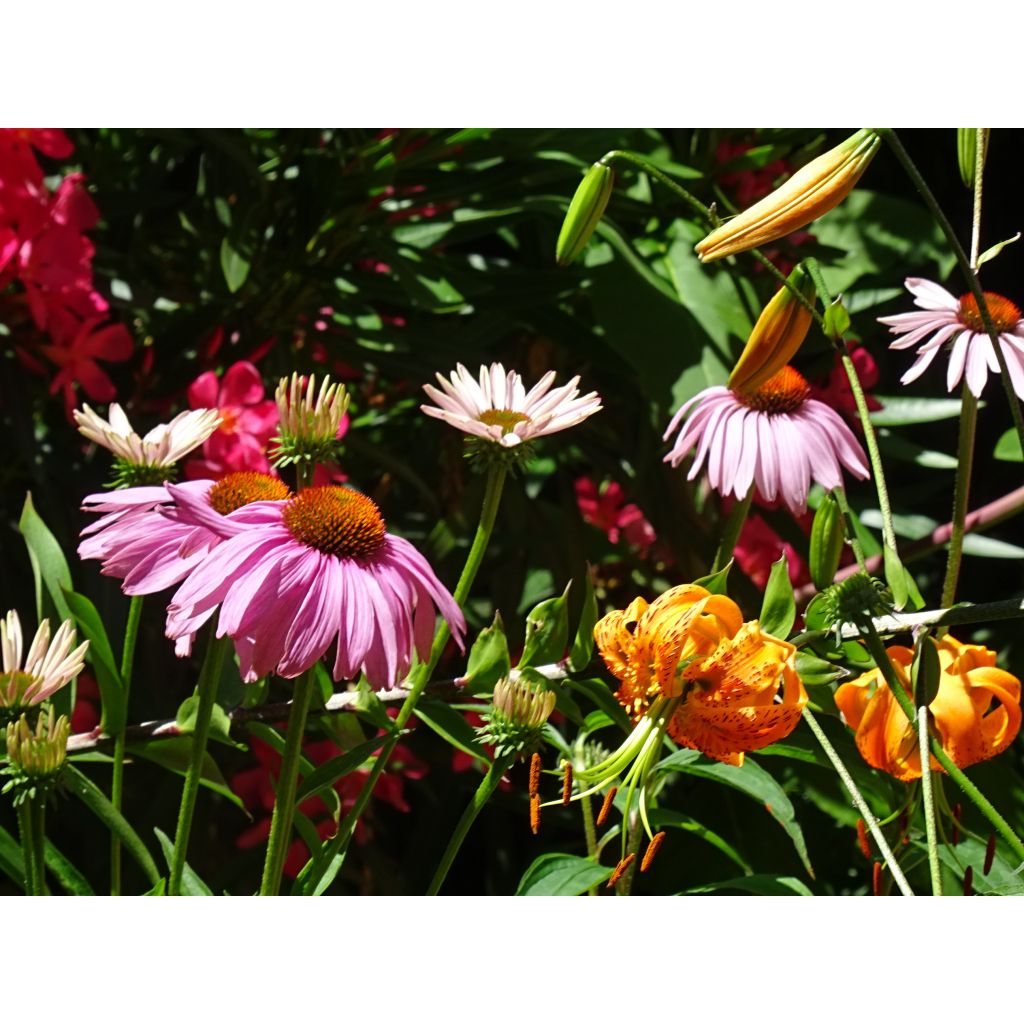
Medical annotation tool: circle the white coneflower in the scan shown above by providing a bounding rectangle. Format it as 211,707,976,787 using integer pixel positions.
74,403,221,485
0,610,89,713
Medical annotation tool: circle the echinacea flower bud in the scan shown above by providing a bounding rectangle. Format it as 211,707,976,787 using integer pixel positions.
808,491,845,591
477,674,557,758
556,160,614,266
271,372,350,469
819,571,892,630
2,708,70,804
696,129,880,263
728,266,817,393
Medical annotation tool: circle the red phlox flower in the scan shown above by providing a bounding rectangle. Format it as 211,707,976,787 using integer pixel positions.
575,477,656,557
70,671,101,734
715,139,790,207
811,342,882,422
38,316,133,417
185,360,279,479
734,511,811,590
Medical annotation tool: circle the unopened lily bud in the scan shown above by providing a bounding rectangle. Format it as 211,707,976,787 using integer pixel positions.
696,129,880,262
808,491,845,591
957,129,988,189
911,633,941,708
728,266,816,394
556,160,614,266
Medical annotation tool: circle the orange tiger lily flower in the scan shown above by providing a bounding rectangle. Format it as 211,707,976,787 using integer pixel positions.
835,635,1022,782
595,584,805,767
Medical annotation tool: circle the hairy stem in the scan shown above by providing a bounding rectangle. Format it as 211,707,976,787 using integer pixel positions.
941,389,978,609
918,707,943,896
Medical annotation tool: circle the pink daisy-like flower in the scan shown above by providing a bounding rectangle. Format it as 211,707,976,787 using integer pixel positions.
421,362,601,447
164,485,465,689
664,365,869,515
878,277,1024,399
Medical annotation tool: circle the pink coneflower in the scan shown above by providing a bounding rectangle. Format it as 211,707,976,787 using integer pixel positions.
79,472,291,600
664,365,869,515
421,363,601,447
1,609,88,712
165,485,465,689
878,277,1024,398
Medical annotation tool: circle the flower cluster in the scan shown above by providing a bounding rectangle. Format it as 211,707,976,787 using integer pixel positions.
0,129,132,416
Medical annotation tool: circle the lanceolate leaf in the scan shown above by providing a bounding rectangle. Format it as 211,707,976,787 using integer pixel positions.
516,852,613,895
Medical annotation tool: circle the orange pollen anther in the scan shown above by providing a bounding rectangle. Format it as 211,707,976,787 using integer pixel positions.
596,786,617,827
963,866,974,897
208,472,291,516
984,833,997,875
856,818,872,860
640,831,666,873
478,408,530,434
735,365,811,414
561,762,573,805
607,853,635,888
283,486,387,559
958,291,1021,334
529,752,542,797
529,793,541,835
871,861,882,896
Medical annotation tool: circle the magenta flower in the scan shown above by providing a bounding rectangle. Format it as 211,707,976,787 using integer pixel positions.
664,365,869,515
878,277,1024,398
164,485,465,688
186,361,279,479
79,473,291,601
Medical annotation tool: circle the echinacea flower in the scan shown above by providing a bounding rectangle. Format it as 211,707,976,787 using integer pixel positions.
878,277,1024,399
164,485,465,688
0,610,88,715
835,635,1021,782
421,363,601,448
664,365,869,515
79,472,291,605
75,402,221,485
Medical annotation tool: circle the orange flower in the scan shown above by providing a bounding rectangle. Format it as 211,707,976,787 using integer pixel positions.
835,635,1022,782
595,584,805,766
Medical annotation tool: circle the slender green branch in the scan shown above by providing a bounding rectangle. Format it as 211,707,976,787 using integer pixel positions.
579,790,599,897
831,487,869,572
712,492,752,573
970,129,989,269
941,390,978,609
918,707,943,896
259,668,316,896
17,800,46,896
168,632,228,896
801,707,914,896
881,129,1024,458
426,752,515,896
111,593,144,896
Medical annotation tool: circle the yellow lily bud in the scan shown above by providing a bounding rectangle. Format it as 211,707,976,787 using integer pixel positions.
728,266,816,393
556,160,614,266
696,129,880,263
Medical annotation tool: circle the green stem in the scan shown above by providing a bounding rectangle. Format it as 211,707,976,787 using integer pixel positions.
329,463,508,869
918,706,943,896
881,129,1024,460
259,668,316,896
17,799,46,895
801,708,914,897
941,389,978,609
969,129,988,269
425,751,515,895
167,632,228,896
831,487,869,572
615,811,644,896
712,491,752,574
857,615,1024,862
111,593,143,896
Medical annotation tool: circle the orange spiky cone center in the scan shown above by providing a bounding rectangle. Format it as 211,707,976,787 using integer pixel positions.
957,292,1021,334
283,486,387,558
208,472,291,515
735,365,810,414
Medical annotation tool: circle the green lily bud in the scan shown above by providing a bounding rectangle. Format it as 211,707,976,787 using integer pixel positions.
911,633,942,707
957,129,989,189
556,161,614,266
809,491,845,591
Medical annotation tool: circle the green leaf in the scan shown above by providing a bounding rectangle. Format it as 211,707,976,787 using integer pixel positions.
516,852,613,895
295,734,389,804
995,427,1023,462
63,765,161,885
568,569,599,673
795,651,843,687
870,397,969,426
977,232,1019,268
566,677,633,733
684,874,813,895
760,555,795,638
19,492,72,625
154,828,212,895
62,588,125,734
693,560,731,595
650,809,751,873
220,237,251,293
129,738,248,813
175,693,237,747
883,545,909,611
657,749,813,877
44,840,95,895
415,698,489,766
823,298,851,340
0,824,25,890
519,582,570,669
460,612,511,694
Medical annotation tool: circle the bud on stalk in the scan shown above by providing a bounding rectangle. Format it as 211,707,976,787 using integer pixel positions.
696,129,880,263
808,491,845,592
556,160,615,266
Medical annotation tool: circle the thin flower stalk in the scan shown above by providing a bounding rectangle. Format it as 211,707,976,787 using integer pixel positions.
16,799,46,895
712,492,753,573
918,706,942,896
167,632,228,896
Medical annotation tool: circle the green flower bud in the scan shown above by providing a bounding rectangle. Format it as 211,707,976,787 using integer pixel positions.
819,571,893,631
477,674,556,758
911,633,942,707
2,708,70,806
809,491,845,590
556,161,614,266
957,129,988,189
